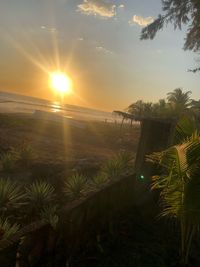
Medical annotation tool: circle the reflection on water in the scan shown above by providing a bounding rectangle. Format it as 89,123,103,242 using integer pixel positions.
0,91,121,123
51,102,61,113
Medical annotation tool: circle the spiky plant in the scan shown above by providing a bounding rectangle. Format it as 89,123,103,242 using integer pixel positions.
0,153,18,173
102,159,124,179
117,152,134,172
0,178,24,214
0,217,20,242
92,173,108,189
40,205,59,230
102,153,133,180
18,143,35,167
147,132,200,266
25,181,56,216
64,174,87,199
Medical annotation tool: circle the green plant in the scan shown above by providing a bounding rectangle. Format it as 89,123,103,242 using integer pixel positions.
102,153,133,179
102,159,124,179
25,181,56,214
117,152,134,169
18,144,35,167
40,205,59,230
64,174,87,199
0,178,24,214
147,132,200,265
0,153,18,173
92,173,108,188
0,217,20,242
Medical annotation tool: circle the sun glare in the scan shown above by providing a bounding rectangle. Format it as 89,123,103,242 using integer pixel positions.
50,72,72,95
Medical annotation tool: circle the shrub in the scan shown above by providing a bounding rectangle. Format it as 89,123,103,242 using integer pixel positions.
102,152,134,179
0,153,18,173
0,178,24,213
18,144,35,167
25,180,56,215
64,174,87,199
40,205,59,230
0,217,20,242
92,173,108,189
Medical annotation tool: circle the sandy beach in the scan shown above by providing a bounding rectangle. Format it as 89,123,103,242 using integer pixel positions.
0,112,140,166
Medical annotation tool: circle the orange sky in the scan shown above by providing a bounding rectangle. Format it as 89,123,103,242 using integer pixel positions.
0,0,199,112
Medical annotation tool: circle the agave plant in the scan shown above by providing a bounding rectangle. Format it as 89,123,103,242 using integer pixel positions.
64,174,87,199
0,217,20,242
40,205,59,230
92,173,108,189
147,131,200,265
0,152,18,173
18,143,35,167
25,180,56,216
102,153,133,179
0,178,25,214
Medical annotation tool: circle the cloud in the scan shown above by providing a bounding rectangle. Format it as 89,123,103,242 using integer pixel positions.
96,46,113,55
118,4,124,8
40,26,57,33
77,0,116,18
129,15,154,27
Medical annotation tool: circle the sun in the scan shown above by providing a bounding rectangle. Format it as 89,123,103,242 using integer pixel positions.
50,72,72,95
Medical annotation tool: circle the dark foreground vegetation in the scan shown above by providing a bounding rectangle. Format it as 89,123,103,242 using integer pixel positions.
1,88,200,266
0,113,139,267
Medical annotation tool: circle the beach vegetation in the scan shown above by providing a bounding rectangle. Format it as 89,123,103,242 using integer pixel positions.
25,180,56,218
0,218,20,242
0,178,24,214
147,117,200,265
0,152,18,173
17,143,35,167
92,173,109,189
64,173,88,199
102,152,133,179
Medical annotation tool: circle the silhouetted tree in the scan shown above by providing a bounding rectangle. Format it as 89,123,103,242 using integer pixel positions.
167,88,192,114
141,0,200,71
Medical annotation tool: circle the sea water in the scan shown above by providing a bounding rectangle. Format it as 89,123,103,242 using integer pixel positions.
0,91,118,122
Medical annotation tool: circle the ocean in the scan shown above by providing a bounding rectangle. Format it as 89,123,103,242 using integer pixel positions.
0,91,117,122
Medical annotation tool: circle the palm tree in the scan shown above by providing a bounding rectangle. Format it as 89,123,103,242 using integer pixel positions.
113,111,134,129
167,88,192,115
127,100,145,118
147,127,200,265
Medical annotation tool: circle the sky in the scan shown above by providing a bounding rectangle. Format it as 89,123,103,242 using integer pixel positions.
0,0,199,111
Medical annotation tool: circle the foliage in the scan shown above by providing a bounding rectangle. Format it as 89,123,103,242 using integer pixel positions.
0,152,18,173
18,143,35,167
0,178,24,214
102,152,133,179
147,131,200,265
167,88,192,113
25,180,56,214
141,0,200,53
125,89,194,120
0,218,20,242
64,173,87,199
92,173,108,188
40,205,59,230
